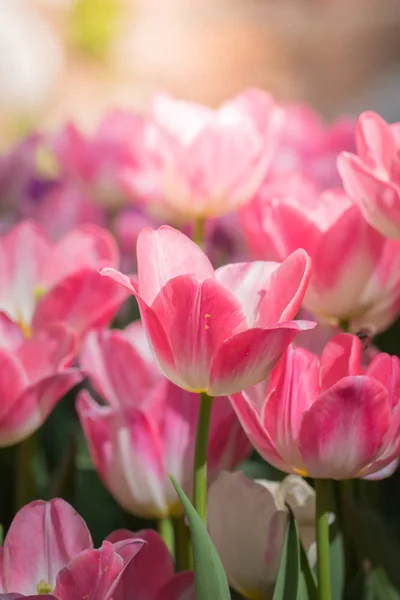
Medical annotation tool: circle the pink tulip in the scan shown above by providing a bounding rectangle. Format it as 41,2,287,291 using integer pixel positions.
231,333,400,479
0,318,81,446
77,324,251,518
269,103,354,189
0,220,128,338
101,225,314,396
122,89,282,220
107,529,195,600
0,498,143,600
338,111,400,238
241,180,400,332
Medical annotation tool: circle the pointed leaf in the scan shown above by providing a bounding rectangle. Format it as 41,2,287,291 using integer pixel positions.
273,511,300,600
170,475,230,600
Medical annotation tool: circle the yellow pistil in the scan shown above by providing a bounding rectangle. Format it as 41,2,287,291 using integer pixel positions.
36,579,54,594
293,467,309,477
34,286,47,302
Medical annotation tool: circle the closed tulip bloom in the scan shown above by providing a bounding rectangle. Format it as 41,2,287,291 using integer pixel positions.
0,221,128,338
77,325,251,518
338,111,400,239
0,317,81,446
241,180,400,332
231,333,400,479
208,472,316,600
123,89,282,220
101,226,314,396
0,498,143,600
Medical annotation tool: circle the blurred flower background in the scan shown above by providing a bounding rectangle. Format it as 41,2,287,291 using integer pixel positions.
2,0,400,148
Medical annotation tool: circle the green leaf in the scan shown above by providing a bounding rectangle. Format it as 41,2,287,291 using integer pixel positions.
273,511,300,600
170,476,231,600
299,541,317,600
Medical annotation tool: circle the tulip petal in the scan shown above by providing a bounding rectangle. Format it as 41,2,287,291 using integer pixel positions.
355,111,397,171
215,249,311,328
0,314,24,351
137,226,215,305
106,530,174,600
3,499,92,595
210,322,315,396
151,275,246,392
299,376,390,479
155,572,195,600
54,539,143,600
0,370,82,447
80,329,158,410
320,333,362,391
33,268,129,336
76,392,168,518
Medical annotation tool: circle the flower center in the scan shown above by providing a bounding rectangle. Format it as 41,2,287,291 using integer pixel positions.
36,579,53,594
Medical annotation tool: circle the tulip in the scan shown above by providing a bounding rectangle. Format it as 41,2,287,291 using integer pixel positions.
0,220,128,338
241,180,400,333
122,89,282,221
0,317,81,446
269,103,355,189
231,333,400,479
338,111,400,239
100,225,314,396
0,498,143,600
77,324,251,518
107,529,195,600
207,471,316,600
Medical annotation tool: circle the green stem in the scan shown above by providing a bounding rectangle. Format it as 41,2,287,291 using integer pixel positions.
338,480,356,585
192,217,206,249
316,479,332,600
158,516,175,559
175,514,192,571
339,319,350,333
15,434,36,511
193,392,214,523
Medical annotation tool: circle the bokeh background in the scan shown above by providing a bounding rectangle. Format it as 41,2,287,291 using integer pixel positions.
2,0,400,149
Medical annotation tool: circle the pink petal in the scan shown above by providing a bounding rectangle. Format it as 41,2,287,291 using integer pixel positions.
3,499,92,595
367,353,400,409
99,268,137,295
299,376,390,479
0,351,27,424
80,329,159,410
216,249,312,327
320,333,363,391
0,370,82,447
15,324,78,382
0,314,24,351
0,221,51,326
155,572,195,600
262,346,320,472
33,268,129,336
106,529,174,600
76,392,167,518
40,225,119,288
338,153,400,239
136,226,215,305
151,275,246,392
229,392,289,472
355,111,397,172
54,539,143,600
210,321,315,396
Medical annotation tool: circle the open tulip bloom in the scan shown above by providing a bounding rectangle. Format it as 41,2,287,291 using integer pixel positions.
100,225,315,396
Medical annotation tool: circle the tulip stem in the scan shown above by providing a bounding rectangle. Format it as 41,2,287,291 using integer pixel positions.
15,434,36,511
158,516,175,559
193,218,206,249
193,392,214,523
316,479,332,600
175,514,191,571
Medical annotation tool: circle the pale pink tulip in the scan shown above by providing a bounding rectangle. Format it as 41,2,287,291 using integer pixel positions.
269,103,354,189
0,499,143,600
231,333,400,479
0,319,81,446
107,530,195,600
77,324,251,518
339,111,400,238
101,226,314,396
208,472,316,599
123,89,282,220
241,181,400,332
0,220,128,338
